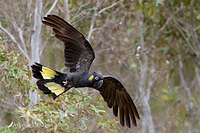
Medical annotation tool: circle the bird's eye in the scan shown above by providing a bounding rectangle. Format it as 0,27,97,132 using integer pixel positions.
95,76,99,80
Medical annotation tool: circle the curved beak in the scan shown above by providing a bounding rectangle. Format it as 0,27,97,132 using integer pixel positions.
94,80,103,89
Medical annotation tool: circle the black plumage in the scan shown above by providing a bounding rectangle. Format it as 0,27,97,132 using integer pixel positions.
31,15,140,128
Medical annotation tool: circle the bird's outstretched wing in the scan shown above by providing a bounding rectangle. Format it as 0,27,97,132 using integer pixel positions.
97,76,140,128
42,15,95,72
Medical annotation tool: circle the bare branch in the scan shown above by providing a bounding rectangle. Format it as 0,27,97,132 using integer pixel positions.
18,27,28,55
64,0,70,21
98,0,124,14
178,50,195,133
173,20,199,55
71,2,90,22
92,14,111,32
40,0,58,56
87,0,125,41
39,31,52,56
87,1,100,41
44,0,58,17
137,7,155,133
0,22,30,60
190,0,200,53
29,0,43,105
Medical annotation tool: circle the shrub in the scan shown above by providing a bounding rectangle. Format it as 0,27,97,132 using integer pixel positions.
0,43,118,132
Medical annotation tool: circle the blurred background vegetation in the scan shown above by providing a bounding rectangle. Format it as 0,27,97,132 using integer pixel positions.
0,0,200,132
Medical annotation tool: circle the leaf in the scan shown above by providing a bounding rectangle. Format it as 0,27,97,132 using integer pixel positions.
0,56,6,61
162,95,170,101
162,89,168,94
156,0,165,6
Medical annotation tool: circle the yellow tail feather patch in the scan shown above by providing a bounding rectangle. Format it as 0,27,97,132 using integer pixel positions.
41,67,58,79
44,82,65,96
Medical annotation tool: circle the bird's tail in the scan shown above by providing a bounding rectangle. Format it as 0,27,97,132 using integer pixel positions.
31,62,70,99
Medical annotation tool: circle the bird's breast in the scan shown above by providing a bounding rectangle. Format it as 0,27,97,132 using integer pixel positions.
67,72,88,87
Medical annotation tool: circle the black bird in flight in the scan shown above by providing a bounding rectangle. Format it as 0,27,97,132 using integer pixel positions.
31,15,140,128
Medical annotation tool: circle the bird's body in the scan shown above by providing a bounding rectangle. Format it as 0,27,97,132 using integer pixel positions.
31,15,140,128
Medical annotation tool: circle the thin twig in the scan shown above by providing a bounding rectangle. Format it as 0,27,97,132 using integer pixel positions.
190,0,200,54
173,20,198,55
98,0,124,14
44,0,58,17
71,3,91,22
39,31,52,56
64,0,70,21
87,1,100,41
178,51,195,133
0,23,30,60
18,27,28,55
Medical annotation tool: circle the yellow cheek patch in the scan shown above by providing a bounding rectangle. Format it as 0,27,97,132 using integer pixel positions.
89,75,94,81
41,67,58,79
44,82,65,96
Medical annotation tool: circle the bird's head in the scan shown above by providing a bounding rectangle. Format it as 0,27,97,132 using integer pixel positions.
88,72,104,89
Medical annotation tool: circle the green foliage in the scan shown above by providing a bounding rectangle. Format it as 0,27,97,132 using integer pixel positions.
0,43,31,105
0,125,17,133
0,42,31,129
0,43,117,132
18,90,117,132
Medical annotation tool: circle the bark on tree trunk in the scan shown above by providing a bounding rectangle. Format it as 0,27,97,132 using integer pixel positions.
29,0,43,105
